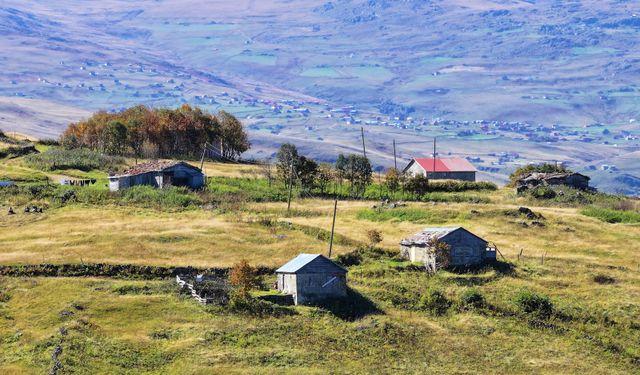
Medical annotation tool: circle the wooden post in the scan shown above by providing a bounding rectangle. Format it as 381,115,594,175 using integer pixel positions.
287,162,293,216
361,126,367,159
393,139,397,170
328,197,338,258
199,142,208,170
518,248,523,262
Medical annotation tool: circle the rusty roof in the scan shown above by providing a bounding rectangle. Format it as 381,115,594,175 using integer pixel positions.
121,161,200,176
400,227,487,246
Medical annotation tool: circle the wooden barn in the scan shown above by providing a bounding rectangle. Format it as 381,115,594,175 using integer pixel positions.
108,161,204,192
403,157,477,181
275,254,348,305
400,227,495,271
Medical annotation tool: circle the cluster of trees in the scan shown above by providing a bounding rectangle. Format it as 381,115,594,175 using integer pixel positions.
61,105,250,160
274,143,373,197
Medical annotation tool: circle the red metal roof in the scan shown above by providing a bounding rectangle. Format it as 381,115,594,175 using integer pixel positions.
413,157,477,172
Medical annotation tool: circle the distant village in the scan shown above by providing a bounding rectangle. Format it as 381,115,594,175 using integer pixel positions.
4,58,638,180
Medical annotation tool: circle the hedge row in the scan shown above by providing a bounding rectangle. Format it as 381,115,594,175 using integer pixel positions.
0,263,276,279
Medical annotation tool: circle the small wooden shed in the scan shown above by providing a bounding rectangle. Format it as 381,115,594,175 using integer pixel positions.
108,161,204,192
276,254,348,305
400,227,496,271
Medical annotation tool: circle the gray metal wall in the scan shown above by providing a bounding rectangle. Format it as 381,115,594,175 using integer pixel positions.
295,273,347,305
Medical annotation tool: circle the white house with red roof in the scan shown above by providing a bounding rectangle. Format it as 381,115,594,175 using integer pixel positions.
403,157,477,181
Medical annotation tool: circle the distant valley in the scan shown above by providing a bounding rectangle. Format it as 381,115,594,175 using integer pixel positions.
1,0,639,194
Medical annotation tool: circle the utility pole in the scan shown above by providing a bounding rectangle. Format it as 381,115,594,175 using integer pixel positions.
199,142,208,170
432,137,437,177
361,126,367,159
328,197,338,258
393,139,397,170
287,162,294,216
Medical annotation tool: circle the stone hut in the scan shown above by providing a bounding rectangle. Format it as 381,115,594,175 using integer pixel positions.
516,172,591,193
108,161,204,192
400,227,495,271
276,254,348,305
403,157,477,181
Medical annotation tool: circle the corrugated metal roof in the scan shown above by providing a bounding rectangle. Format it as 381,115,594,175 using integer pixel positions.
412,157,477,172
400,227,487,246
121,161,201,176
276,253,347,274
401,227,460,245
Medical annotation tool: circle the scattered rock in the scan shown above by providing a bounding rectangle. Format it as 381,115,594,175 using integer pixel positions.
8,207,15,215
59,310,74,318
518,206,544,220
531,220,546,227
519,221,529,228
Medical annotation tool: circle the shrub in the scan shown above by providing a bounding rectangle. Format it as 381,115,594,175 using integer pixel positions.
460,289,486,309
228,297,295,317
529,186,557,199
229,259,262,300
37,138,61,146
418,290,451,316
582,207,640,224
120,186,201,208
366,229,383,247
514,289,553,319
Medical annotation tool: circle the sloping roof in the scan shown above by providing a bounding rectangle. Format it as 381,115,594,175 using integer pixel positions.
400,227,487,246
520,172,590,182
121,161,201,176
409,157,477,172
276,254,347,274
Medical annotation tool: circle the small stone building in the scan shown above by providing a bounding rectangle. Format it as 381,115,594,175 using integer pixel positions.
403,157,477,181
516,172,591,193
108,161,204,192
276,254,348,305
400,227,495,271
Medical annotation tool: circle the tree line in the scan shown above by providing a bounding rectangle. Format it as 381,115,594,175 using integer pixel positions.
61,105,250,160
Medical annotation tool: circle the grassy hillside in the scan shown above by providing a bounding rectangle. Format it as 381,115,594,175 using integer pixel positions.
0,156,639,373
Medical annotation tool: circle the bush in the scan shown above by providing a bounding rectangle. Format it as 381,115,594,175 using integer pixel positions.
366,229,383,247
529,186,557,199
229,259,262,300
25,148,125,172
120,186,202,208
460,289,486,309
418,290,451,316
228,297,295,317
582,207,640,224
514,289,553,319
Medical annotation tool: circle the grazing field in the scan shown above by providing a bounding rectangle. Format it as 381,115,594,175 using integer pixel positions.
0,156,639,373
